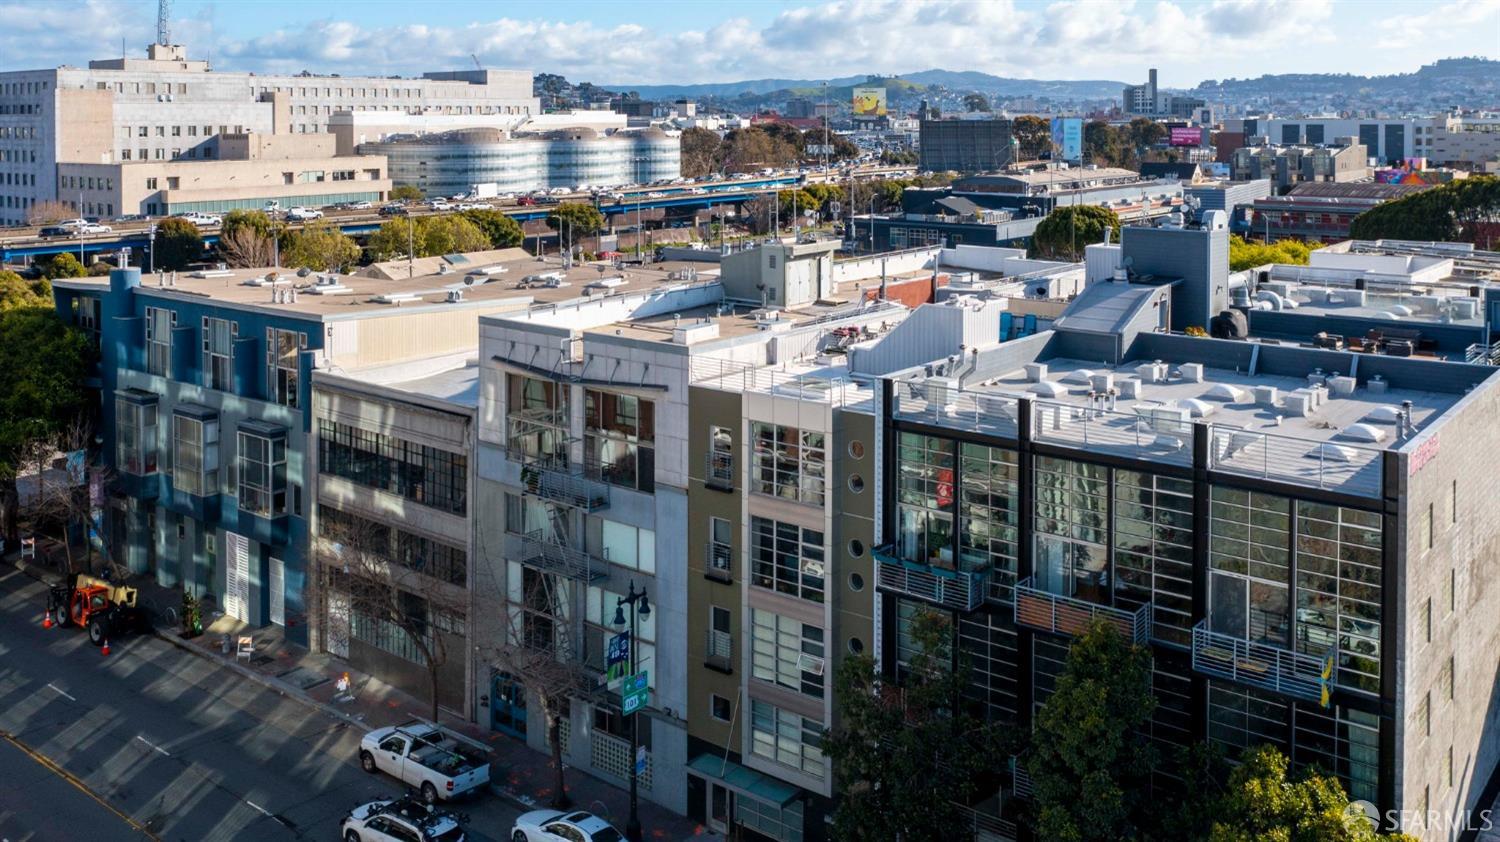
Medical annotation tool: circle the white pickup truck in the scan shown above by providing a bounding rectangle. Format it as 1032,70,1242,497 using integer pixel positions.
359,721,491,804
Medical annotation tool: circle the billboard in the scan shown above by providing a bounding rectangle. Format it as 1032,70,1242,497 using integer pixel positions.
1050,117,1083,161
852,86,887,117
1169,126,1201,147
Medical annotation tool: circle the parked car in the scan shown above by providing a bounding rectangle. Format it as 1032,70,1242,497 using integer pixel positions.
286,207,323,221
358,721,490,804
176,212,222,228
379,204,409,217
510,810,622,842
341,797,467,842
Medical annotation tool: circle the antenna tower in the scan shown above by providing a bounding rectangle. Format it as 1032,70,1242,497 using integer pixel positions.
157,0,171,46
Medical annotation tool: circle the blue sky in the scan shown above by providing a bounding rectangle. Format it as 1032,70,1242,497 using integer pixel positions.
1,0,1495,85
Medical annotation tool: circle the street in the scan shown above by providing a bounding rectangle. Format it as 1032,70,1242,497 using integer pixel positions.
0,568,522,841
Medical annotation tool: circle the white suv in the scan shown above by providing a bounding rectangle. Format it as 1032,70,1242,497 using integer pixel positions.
176,212,222,228
341,797,466,842
286,207,324,221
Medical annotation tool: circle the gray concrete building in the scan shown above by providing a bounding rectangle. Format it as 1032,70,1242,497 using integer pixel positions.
919,118,1015,174
1232,141,1370,194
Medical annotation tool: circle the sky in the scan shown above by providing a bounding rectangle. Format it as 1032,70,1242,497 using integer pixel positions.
0,0,1496,87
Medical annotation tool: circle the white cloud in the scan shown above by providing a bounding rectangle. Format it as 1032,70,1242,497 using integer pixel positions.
0,0,1488,85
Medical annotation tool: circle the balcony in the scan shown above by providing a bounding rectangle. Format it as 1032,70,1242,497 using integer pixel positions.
873,547,989,612
518,458,610,512
705,451,734,491
1009,755,1033,800
705,541,733,583
1012,578,1150,645
705,628,733,673
517,530,606,583
1191,621,1335,704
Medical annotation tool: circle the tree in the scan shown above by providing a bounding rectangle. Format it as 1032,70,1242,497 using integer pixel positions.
1229,234,1322,271
545,203,605,257
719,126,797,172
318,510,468,724
1012,115,1052,160
1350,175,1499,245
221,209,275,241
38,252,87,280
1027,620,1157,842
821,607,1009,841
153,217,204,271
1209,744,1418,842
962,92,991,113
775,188,822,225
1083,120,1126,168
27,200,75,225
86,261,113,277
0,303,88,545
282,220,361,272
1029,205,1121,261
1126,117,1168,151
23,419,111,575
366,215,490,263
218,224,278,269
389,184,424,202
679,127,722,178
460,209,524,249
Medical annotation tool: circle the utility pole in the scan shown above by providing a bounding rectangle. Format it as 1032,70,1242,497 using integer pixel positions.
407,216,414,278
613,582,651,842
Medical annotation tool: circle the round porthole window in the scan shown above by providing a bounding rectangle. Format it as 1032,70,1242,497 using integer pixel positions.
848,637,865,654
849,572,865,591
848,440,865,459
848,539,865,558
848,474,865,493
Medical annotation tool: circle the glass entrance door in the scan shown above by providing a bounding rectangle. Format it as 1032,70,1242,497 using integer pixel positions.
491,672,527,739
1210,572,1289,646
708,782,733,833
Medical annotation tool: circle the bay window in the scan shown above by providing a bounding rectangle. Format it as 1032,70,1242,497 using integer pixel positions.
115,392,158,475
171,410,219,496
584,389,654,492
237,424,287,517
267,328,305,408
202,317,236,391
145,307,174,376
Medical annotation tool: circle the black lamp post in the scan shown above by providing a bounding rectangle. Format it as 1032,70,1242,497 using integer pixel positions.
613,580,650,842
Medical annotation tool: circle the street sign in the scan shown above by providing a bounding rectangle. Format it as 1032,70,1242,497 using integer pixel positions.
622,670,649,715
635,745,647,776
606,631,631,684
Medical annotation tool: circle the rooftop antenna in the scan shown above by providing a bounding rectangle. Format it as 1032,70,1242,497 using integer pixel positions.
471,54,483,71
157,0,171,46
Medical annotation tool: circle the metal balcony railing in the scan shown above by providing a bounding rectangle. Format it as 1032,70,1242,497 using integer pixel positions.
1009,755,1033,800
706,541,733,581
1191,621,1336,704
519,530,606,583
706,629,733,670
1012,578,1150,645
705,451,734,489
873,547,989,612
518,458,610,511
952,802,1019,841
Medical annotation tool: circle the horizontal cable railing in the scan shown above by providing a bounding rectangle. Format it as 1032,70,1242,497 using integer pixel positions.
1191,620,1334,704
1206,423,1382,497
1013,578,1151,645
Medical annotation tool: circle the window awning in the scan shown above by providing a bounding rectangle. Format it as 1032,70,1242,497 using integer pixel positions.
172,402,218,420
238,419,287,439
688,753,801,807
118,388,158,405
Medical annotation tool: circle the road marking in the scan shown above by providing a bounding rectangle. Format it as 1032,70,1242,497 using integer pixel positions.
45,683,76,702
134,735,170,757
0,730,159,840
245,801,271,816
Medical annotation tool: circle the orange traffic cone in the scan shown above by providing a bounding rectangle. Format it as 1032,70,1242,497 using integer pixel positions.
42,612,52,629
101,639,111,656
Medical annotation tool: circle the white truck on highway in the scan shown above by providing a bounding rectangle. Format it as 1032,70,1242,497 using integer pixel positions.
359,721,491,804
455,183,500,201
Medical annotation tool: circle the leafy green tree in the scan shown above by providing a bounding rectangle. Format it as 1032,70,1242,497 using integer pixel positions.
221,209,274,241
366,218,419,262
0,303,88,544
775,188,822,222
821,607,1009,842
0,271,51,311
86,261,113,277
1126,117,1168,150
1027,620,1156,842
679,127,722,178
1012,115,1052,160
962,92,991,112
546,203,605,255
1209,745,1418,842
282,219,361,271
366,215,490,262
1350,175,1499,244
38,252,87,280
1083,120,1124,167
460,209,524,249
389,184,424,202
1229,234,1322,271
1029,205,1121,261
881,149,919,166
153,216,204,271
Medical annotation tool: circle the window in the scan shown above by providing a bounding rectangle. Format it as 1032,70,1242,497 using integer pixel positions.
116,398,158,475
318,420,468,515
751,609,825,698
750,516,824,603
750,700,823,779
1294,501,1382,694
321,507,468,587
237,429,286,517
267,328,306,408
1452,480,1458,524
751,422,825,505
708,605,732,667
710,694,732,722
1441,655,1454,701
707,425,733,487
1423,598,1432,644
171,413,219,497
584,390,654,492
145,307,174,376
596,519,655,574
708,516,732,579
202,317,236,391
506,374,568,464
1418,691,1431,736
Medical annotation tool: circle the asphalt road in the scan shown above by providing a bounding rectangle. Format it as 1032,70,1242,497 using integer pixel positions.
0,568,521,842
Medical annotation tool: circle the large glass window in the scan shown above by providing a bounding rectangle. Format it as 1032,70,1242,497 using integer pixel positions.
1296,502,1382,694
1033,457,1108,603
595,518,656,574
507,374,569,464
751,422,825,505
585,390,654,493
506,492,572,544
896,433,955,567
171,414,219,496
202,317,236,391
1114,471,1194,645
750,700,824,779
750,609,825,699
145,307,174,377
116,399,157,475
317,419,467,515
750,516,824,603
237,430,286,517
267,328,305,408
321,506,467,587
959,442,1018,590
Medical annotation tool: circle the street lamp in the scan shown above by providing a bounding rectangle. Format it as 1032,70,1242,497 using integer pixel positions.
612,581,651,842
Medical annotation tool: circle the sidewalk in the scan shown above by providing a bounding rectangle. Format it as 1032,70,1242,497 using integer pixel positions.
4,549,716,841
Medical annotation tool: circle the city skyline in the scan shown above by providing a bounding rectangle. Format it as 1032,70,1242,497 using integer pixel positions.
0,0,1495,87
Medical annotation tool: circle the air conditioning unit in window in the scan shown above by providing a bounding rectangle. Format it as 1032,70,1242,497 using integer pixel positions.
798,653,826,676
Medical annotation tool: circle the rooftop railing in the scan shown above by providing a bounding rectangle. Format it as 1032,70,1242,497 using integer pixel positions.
1206,423,1383,498
893,381,1021,439
1013,578,1151,645
689,357,866,406
1191,620,1335,704
1031,399,1195,467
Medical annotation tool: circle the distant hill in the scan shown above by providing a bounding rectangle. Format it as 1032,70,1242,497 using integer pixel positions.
1194,58,1500,102
608,70,1127,102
